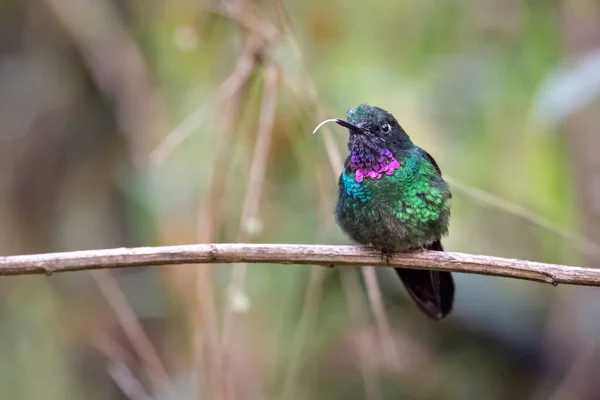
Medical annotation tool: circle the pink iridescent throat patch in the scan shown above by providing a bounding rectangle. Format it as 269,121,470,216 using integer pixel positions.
350,148,401,183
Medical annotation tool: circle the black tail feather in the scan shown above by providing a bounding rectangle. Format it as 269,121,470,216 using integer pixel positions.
395,240,454,320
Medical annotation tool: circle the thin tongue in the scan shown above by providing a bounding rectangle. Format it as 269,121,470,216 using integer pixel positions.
312,119,338,134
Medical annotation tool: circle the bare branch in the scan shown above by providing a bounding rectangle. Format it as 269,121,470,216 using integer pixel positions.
1,243,599,286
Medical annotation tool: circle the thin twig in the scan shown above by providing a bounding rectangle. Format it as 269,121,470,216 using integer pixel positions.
2,243,600,286
44,0,163,169
220,65,278,325
215,0,278,42
280,267,326,398
445,175,600,261
236,64,280,242
106,361,155,400
361,267,401,370
220,63,279,399
279,165,336,398
91,270,171,395
93,333,154,400
191,94,243,400
340,269,381,400
149,38,258,164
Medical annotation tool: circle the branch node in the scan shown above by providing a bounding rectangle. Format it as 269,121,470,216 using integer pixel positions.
208,244,218,263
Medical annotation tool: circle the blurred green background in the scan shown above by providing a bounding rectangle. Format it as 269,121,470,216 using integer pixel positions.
2,0,600,399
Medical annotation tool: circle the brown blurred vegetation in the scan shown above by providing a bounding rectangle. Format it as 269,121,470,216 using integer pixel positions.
2,0,600,399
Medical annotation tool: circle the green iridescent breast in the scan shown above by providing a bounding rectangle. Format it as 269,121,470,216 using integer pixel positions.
340,148,451,227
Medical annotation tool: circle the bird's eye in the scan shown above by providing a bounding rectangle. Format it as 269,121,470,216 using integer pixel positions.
381,123,391,133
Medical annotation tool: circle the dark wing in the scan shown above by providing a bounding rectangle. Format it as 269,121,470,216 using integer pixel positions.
420,148,451,198
420,148,442,175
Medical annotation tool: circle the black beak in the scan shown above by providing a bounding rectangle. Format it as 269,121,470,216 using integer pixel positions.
335,119,367,134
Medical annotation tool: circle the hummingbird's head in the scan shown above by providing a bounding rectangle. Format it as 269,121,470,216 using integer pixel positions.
311,104,414,182
338,104,413,155
331,104,413,182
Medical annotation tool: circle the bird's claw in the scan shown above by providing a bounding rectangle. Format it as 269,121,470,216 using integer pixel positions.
380,248,393,266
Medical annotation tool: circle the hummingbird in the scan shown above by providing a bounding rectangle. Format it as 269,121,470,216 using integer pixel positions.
314,104,454,320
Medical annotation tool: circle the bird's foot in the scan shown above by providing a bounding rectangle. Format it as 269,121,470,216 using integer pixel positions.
380,248,393,266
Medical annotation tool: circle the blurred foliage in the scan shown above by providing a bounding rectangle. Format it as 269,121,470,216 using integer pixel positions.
2,0,600,399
